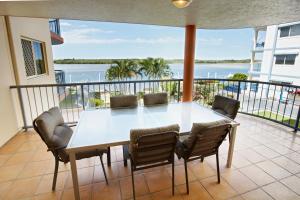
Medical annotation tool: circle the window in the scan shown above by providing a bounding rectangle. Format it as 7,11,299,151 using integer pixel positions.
279,24,300,37
275,54,297,65
290,24,300,36
21,38,47,77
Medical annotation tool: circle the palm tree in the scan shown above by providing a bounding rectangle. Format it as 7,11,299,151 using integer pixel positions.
139,57,172,79
105,60,139,81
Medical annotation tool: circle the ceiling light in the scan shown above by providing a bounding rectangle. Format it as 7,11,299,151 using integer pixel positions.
172,0,192,8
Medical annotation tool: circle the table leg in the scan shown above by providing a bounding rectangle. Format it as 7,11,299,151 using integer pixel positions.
227,126,237,168
70,152,80,200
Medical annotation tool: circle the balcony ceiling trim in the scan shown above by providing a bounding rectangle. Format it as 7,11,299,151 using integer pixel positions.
1,0,300,29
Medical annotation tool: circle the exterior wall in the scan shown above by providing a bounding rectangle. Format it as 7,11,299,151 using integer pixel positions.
6,16,57,130
7,16,55,85
251,23,300,86
0,16,20,146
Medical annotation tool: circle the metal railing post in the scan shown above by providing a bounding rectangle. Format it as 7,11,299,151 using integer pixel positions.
294,105,300,132
134,82,137,95
236,81,241,101
81,85,85,110
17,88,28,131
177,80,181,102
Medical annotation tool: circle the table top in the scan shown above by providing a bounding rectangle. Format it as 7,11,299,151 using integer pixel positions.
66,102,239,152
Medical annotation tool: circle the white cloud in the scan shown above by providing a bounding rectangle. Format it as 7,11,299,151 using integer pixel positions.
62,27,223,46
60,22,72,27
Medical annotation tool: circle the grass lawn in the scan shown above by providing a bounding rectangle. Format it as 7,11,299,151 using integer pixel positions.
59,94,79,109
256,111,299,128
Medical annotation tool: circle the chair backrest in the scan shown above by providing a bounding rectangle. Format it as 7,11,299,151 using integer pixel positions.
182,120,231,158
212,95,240,119
33,107,72,161
110,95,138,109
143,92,168,106
129,124,179,167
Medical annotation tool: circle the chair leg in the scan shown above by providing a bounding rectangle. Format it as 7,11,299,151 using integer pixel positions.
123,145,128,166
107,147,111,167
216,152,220,184
130,160,136,200
184,159,189,194
172,157,175,196
200,157,204,163
52,157,59,191
99,154,108,184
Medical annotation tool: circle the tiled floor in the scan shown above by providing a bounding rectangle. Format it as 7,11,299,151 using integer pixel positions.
1,114,300,199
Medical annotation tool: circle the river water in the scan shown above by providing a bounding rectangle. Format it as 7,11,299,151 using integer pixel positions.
54,63,250,83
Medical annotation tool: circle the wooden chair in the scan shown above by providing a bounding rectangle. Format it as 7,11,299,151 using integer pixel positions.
129,124,179,200
175,120,231,194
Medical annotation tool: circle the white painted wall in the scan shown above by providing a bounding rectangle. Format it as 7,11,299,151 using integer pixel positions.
0,16,20,146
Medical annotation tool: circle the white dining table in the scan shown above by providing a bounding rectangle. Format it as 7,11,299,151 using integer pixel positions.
66,102,239,200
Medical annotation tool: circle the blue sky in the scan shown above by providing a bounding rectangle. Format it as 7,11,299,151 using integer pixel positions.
52,20,253,60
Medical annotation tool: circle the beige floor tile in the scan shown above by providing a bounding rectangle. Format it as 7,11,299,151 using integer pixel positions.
0,181,13,199
221,170,257,194
31,149,53,162
272,156,300,174
238,149,266,163
264,143,294,155
256,160,291,179
92,181,121,200
18,160,51,179
252,145,280,159
201,176,238,200
62,184,92,200
66,167,94,188
0,164,25,182
119,174,149,199
4,151,34,166
188,161,216,180
285,152,300,164
242,188,273,200
151,188,183,200
4,176,41,199
262,181,300,200
239,165,275,186
35,172,68,194
93,162,119,183
280,175,300,195
177,181,213,200
33,191,62,200
166,164,197,186
231,153,252,169
144,168,172,193
0,154,11,167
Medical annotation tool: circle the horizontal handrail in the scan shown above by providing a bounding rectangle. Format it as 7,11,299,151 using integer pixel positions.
9,78,300,132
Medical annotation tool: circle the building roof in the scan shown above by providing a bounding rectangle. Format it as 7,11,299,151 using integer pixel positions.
1,0,300,29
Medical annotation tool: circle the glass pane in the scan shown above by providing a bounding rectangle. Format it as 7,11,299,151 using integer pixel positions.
33,41,46,75
280,26,290,37
290,24,300,36
285,54,296,65
275,55,285,64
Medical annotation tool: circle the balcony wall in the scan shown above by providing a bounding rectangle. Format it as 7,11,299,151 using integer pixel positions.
0,16,20,146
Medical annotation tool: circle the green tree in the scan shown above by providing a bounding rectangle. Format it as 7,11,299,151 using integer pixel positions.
139,58,173,79
229,73,248,80
105,60,139,81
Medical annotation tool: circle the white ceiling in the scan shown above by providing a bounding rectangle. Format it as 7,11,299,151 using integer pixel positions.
0,0,300,29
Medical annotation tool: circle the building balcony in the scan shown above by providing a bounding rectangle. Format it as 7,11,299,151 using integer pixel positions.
49,19,64,45
4,78,300,199
0,109,300,199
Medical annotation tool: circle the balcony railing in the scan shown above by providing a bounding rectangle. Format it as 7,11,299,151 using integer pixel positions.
10,79,300,132
49,19,61,36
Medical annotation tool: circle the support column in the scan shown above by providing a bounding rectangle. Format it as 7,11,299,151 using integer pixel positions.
182,25,196,102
